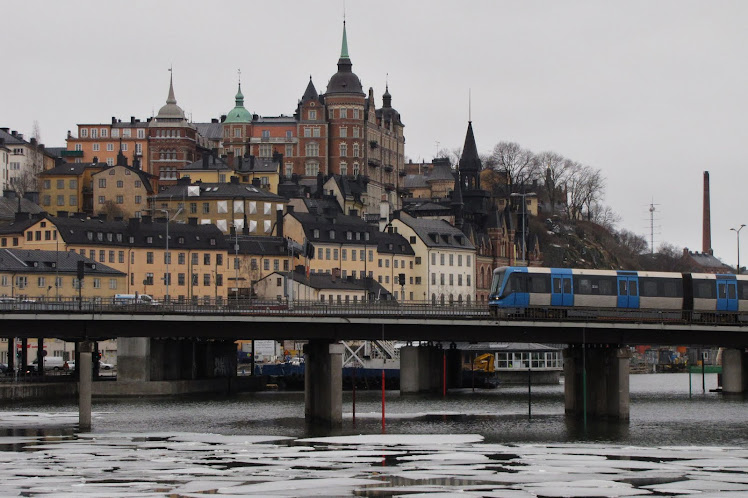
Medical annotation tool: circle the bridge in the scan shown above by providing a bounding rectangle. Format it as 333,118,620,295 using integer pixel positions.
2,300,747,428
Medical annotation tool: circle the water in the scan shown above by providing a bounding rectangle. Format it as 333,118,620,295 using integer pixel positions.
2,373,748,496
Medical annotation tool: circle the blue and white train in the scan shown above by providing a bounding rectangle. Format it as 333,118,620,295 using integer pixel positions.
488,266,748,323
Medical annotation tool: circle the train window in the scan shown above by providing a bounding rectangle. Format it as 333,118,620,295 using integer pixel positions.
629,281,638,296
530,275,548,293
718,284,726,299
599,279,614,295
618,280,627,295
491,271,505,294
508,273,527,293
578,278,591,294
642,280,657,297
728,285,736,299
563,279,572,293
553,278,562,293
740,283,748,299
695,281,715,299
663,281,678,297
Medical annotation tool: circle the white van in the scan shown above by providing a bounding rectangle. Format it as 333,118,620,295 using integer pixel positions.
114,294,158,305
31,356,65,372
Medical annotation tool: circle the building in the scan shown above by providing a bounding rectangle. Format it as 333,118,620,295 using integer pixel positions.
148,74,198,184
0,193,42,225
181,153,281,194
0,128,52,191
64,117,149,168
225,234,300,298
38,161,105,214
0,248,125,301
391,212,476,305
254,266,391,303
91,162,157,219
154,177,287,234
0,214,230,301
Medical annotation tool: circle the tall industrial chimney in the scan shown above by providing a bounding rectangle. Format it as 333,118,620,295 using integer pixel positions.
703,171,712,255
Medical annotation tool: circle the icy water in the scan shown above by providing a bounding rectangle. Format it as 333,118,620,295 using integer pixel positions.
1,373,748,496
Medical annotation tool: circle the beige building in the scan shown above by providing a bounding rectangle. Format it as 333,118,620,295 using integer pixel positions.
0,248,125,301
254,267,391,303
155,178,286,234
92,164,157,219
0,214,230,302
391,212,476,305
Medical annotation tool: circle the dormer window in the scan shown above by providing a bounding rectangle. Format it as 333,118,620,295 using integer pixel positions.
210,238,216,246
107,233,113,242
116,234,122,242
346,231,352,240
388,243,393,250
146,236,153,244
313,229,319,239
178,237,185,244
87,231,93,241
364,232,370,241
329,230,335,239
97,233,103,241
129,236,134,244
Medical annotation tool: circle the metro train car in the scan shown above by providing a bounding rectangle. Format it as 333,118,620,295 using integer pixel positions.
488,266,748,323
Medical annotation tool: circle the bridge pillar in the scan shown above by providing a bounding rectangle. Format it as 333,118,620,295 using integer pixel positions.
446,347,463,389
117,337,151,382
400,345,443,394
722,348,748,394
6,337,14,373
564,345,631,420
78,340,94,431
304,341,344,427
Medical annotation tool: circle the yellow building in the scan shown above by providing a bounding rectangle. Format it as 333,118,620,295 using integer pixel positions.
155,178,286,235
0,214,230,302
38,162,104,214
91,164,157,219
226,235,298,298
181,154,281,195
0,248,125,301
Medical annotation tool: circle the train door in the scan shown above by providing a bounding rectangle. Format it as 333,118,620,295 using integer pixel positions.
716,280,738,311
617,275,640,308
551,273,573,306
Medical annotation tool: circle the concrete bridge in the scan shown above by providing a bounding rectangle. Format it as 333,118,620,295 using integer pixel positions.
2,301,747,428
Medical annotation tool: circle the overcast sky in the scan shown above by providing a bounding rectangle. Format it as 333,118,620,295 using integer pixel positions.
3,0,747,267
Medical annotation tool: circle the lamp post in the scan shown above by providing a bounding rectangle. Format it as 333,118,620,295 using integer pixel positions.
159,207,182,301
730,224,745,274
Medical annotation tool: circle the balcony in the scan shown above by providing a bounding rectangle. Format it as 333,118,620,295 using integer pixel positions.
61,150,84,157
368,158,380,168
384,164,393,173
384,183,395,192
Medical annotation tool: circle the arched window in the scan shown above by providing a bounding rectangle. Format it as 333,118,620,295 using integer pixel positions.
467,295,472,305
440,294,445,306
339,143,347,157
458,294,463,304
353,143,359,157
449,294,454,305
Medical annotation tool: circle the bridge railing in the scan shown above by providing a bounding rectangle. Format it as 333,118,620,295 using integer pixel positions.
0,297,491,319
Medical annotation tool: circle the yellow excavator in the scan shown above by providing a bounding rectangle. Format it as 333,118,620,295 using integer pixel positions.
472,353,495,372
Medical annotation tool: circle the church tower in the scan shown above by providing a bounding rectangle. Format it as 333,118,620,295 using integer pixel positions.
456,121,488,223
148,72,196,184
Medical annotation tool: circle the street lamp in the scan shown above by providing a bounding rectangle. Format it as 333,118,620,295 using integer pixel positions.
509,192,535,265
730,224,745,274
159,207,182,301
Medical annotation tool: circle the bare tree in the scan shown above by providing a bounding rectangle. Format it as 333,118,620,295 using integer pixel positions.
617,229,648,255
11,170,37,213
488,142,537,194
436,147,462,167
580,167,605,221
98,200,125,220
563,161,587,220
590,202,620,230
536,151,568,214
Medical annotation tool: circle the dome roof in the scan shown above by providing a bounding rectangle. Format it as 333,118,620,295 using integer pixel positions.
325,22,365,96
224,83,252,124
156,74,186,121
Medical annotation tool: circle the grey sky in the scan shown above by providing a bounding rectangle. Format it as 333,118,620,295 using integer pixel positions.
3,0,747,266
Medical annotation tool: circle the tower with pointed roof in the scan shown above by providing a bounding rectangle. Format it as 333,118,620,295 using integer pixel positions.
148,72,197,184
456,121,488,223
222,79,255,159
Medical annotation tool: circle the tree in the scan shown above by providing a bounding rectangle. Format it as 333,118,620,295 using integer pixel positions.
98,200,125,220
488,142,537,194
580,167,605,221
11,170,37,213
617,229,648,255
590,202,620,230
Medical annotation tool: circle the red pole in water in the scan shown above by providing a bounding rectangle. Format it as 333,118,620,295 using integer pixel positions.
443,351,447,397
381,369,386,433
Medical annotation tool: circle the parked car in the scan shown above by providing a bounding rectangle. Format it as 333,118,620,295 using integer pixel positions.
30,356,65,372
64,360,75,371
100,362,114,370
0,363,9,375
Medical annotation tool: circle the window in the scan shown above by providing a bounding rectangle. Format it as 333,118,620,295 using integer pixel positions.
340,108,348,118
119,251,125,263
312,127,320,137
309,110,316,120
259,144,272,157
137,129,145,139
93,278,101,289
204,253,210,265
340,127,347,138
449,254,454,266
340,162,347,176
116,195,123,204
305,161,319,176
145,273,154,286
204,274,210,286
353,109,360,119
98,179,106,188
146,252,154,264
339,143,347,157
135,195,142,204
192,253,198,265
305,142,319,157
353,143,359,157
178,273,185,286
37,276,46,288
178,253,185,265
69,195,77,206
264,259,270,271
107,143,114,152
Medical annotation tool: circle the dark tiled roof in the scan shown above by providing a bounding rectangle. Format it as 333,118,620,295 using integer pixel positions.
43,147,67,158
0,215,44,235
374,231,415,256
458,121,482,172
268,268,391,296
51,216,228,250
290,211,370,246
0,199,43,223
184,155,232,171
228,235,289,257
39,163,100,176
155,182,284,202
0,129,28,145
194,122,223,140
0,248,124,276
396,213,475,250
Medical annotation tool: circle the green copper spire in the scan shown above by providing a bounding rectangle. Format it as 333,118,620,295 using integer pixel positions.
340,21,349,59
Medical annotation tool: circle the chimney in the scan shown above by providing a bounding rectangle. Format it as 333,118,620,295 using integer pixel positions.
332,267,340,281
57,210,68,218
202,153,209,169
130,116,135,124
703,171,712,255
252,178,261,188
230,175,240,184
112,117,117,125
276,208,284,239
211,118,218,123
128,217,140,231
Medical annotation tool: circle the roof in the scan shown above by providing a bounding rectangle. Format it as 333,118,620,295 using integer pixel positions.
184,155,232,171
325,174,366,201
154,75,186,122
290,210,372,245
265,267,391,296
325,23,365,96
156,181,285,202
0,129,29,146
395,213,475,250
224,83,252,124
0,248,124,276
50,216,228,250
43,147,67,158
458,121,482,172
0,214,45,235
375,231,415,256
194,122,223,140
301,77,319,104
0,198,43,222
39,162,100,176
229,235,290,257
684,250,733,270
455,342,562,353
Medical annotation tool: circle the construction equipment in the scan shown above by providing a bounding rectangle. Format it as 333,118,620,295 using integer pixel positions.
473,353,495,372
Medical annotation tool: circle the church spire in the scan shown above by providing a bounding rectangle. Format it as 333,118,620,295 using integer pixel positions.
166,69,176,105
340,20,349,59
